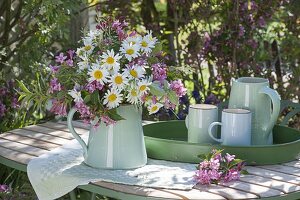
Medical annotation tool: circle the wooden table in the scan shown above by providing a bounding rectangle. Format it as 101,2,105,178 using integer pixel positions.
1,120,300,200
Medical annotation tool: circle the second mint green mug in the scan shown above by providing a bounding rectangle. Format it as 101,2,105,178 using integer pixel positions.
228,77,281,145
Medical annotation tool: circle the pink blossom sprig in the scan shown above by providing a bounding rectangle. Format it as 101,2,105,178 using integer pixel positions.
194,149,248,185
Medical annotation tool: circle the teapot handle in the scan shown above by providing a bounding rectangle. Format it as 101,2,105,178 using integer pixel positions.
259,87,281,137
67,108,88,158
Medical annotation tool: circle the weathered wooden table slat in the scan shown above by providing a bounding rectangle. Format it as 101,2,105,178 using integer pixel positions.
0,121,300,200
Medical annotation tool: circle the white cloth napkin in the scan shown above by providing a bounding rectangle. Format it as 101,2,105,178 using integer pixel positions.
27,134,197,200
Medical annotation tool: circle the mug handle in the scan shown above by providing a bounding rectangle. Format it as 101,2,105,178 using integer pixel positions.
67,108,88,158
208,122,223,143
259,87,281,137
185,114,189,128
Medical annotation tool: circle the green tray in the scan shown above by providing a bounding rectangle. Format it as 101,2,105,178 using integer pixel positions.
143,121,300,165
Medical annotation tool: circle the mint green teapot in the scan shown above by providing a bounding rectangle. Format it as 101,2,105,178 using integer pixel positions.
228,77,281,145
67,105,147,169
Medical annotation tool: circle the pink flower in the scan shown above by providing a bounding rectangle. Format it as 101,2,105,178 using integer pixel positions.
164,98,176,110
151,63,167,82
75,101,91,119
101,115,116,126
170,80,187,97
50,100,67,116
225,153,235,163
223,169,240,182
55,53,67,64
49,78,61,93
85,81,104,93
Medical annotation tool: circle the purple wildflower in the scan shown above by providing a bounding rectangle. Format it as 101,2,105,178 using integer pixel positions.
49,78,62,93
258,16,266,27
50,99,67,116
55,53,67,64
49,65,60,73
170,80,187,97
67,49,75,59
66,59,74,67
238,25,245,37
151,63,167,82
85,81,104,93
0,87,8,95
0,102,6,117
0,184,9,193
100,115,117,126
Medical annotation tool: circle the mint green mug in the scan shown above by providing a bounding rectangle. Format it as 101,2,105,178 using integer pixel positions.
228,77,281,145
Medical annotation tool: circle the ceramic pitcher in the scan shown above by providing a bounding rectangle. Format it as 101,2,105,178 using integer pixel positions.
67,104,147,169
228,77,281,145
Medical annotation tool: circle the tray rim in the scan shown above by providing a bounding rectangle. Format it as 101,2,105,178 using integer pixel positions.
143,120,300,148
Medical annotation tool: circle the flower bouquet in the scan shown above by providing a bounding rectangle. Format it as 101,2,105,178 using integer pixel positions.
19,17,186,126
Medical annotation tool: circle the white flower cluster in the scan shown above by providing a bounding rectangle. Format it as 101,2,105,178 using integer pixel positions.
70,30,163,114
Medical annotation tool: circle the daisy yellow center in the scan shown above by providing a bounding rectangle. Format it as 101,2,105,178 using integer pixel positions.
84,45,92,51
131,41,136,45
108,94,117,102
151,105,158,113
126,48,134,55
115,76,123,84
141,41,148,47
93,70,103,80
130,70,138,78
131,90,137,96
140,85,147,91
106,57,115,64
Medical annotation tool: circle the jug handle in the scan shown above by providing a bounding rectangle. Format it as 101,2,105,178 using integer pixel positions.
185,114,189,128
259,87,281,137
67,108,88,158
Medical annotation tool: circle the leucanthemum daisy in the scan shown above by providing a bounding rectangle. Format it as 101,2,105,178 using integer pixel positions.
148,103,163,115
78,56,89,71
82,37,95,55
125,35,142,46
68,89,83,102
108,73,128,90
88,64,109,85
126,86,140,105
103,89,123,109
120,41,140,61
101,49,122,73
124,65,146,80
140,33,156,53
137,79,151,94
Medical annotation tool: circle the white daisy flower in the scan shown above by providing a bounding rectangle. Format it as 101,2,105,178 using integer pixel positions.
124,65,146,80
137,78,151,95
82,37,94,54
78,56,89,71
148,103,163,115
100,49,122,73
68,89,83,102
103,89,123,109
108,73,128,90
125,35,142,46
126,86,140,105
120,41,140,61
88,64,109,84
140,34,156,53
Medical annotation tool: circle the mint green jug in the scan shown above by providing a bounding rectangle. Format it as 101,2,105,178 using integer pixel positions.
228,77,281,145
67,105,147,169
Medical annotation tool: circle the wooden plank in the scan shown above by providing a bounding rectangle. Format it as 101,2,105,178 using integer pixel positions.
0,146,35,165
24,125,74,139
0,139,49,156
283,160,300,169
92,182,226,200
58,120,90,130
195,184,258,199
239,174,300,194
8,129,69,145
39,122,88,135
259,165,300,177
246,166,300,185
220,180,284,198
0,132,59,150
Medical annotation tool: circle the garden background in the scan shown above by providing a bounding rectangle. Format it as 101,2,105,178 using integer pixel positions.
0,0,299,199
